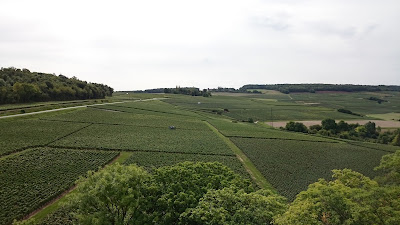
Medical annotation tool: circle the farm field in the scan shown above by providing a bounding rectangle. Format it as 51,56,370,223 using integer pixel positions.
50,123,234,155
163,94,366,121
1,92,399,224
231,137,389,200
44,107,209,130
207,119,337,142
289,91,400,115
0,119,89,156
0,147,118,225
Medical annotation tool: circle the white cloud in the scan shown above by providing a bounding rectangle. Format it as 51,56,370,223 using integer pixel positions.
0,0,399,90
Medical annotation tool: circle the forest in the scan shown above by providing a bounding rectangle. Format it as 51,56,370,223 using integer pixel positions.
240,84,400,93
0,67,113,104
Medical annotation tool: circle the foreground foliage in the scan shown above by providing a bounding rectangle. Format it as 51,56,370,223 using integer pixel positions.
276,169,400,224
21,162,286,225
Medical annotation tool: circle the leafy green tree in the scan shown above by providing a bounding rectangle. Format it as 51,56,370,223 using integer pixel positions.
375,150,400,186
392,133,400,146
151,162,253,224
181,188,287,225
321,118,337,131
12,82,41,102
364,121,377,137
70,163,153,225
309,124,322,131
275,169,400,225
285,121,308,133
337,120,349,132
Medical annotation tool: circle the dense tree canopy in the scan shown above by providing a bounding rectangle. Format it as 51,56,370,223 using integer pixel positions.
275,169,400,225
0,67,113,104
63,162,262,225
240,84,400,94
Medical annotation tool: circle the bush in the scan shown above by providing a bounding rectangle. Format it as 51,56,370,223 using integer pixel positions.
285,121,308,133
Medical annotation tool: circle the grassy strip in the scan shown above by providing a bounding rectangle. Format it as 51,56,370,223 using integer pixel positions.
29,151,133,223
204,121,276,192
0,108,84,122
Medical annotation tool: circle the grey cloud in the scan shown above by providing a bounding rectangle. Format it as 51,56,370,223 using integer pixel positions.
251,16,290,31
308,22,357,38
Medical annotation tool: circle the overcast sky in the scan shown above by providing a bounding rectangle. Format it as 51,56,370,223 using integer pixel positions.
1,0,399,90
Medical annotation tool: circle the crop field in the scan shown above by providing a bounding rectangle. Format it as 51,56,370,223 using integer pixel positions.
43,107,209,130
163,95,364,121
0,147,118,225
123,151,249,178
230,137,389,200
290,91,400,115
2,92,399,224
0,119,89,156
345,140,400,153
208,119,337,142
50,123,234,156
93,100,201,118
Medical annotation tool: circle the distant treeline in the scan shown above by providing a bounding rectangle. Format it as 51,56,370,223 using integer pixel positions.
240,84,400,94
135,87,212,97
0,67,113,104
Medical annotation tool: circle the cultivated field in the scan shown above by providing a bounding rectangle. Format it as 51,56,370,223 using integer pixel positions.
1,91,399,224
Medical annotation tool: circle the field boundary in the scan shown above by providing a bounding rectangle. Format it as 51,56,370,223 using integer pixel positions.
344,141,398,153
225,135,338,143
45,123,93,146
47,145,236,157
204,121,276,191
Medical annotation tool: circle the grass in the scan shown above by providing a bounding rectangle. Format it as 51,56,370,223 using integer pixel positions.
290,91,400,115
368,113,400,121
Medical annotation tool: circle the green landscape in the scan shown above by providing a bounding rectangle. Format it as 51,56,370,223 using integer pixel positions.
1,70,400,224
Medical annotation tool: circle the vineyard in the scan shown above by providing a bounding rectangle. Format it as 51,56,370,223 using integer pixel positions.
230,137,389,200
207,119,337,142
1,92,399,224
44,107,209,130
0,147,118,225
0,119,89,156
50,123,234,155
